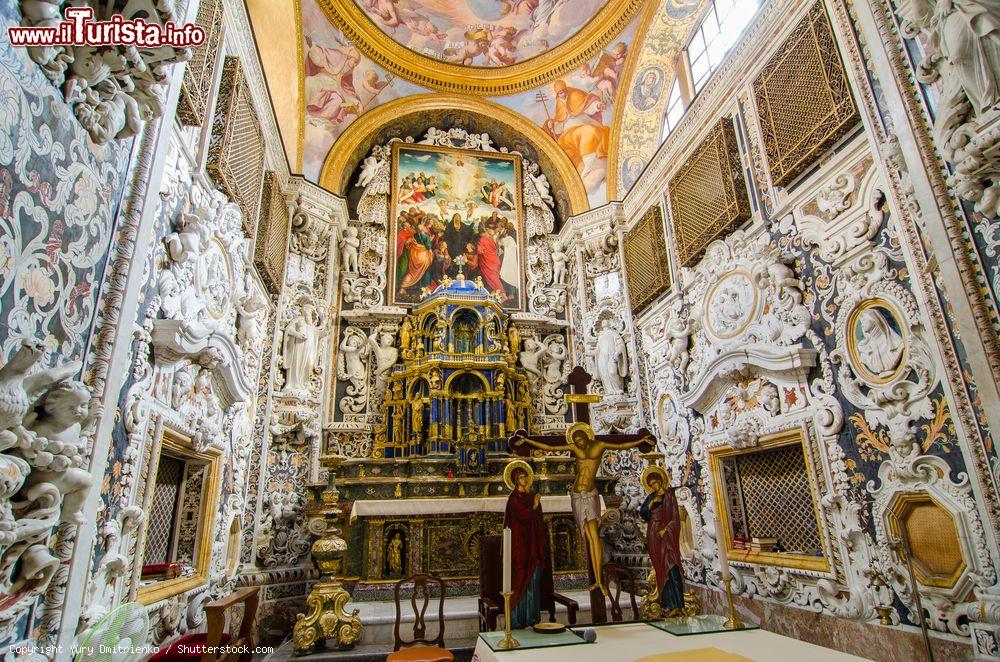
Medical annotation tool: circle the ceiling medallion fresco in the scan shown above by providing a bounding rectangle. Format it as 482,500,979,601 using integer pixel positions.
318,0,646,94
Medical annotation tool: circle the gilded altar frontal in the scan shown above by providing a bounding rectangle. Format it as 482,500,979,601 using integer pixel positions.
1,0,998,660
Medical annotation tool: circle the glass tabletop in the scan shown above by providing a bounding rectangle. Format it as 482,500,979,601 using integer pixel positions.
479,627,591,652
646,614,759,636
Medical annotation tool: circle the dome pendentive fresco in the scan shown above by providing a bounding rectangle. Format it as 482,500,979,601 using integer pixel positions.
299,0,699,207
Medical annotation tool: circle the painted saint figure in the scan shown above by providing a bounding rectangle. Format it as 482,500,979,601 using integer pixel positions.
640,465,684,614
503,461,552,629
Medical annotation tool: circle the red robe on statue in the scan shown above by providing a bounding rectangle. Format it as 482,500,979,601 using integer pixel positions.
476,233,506,299
504,489,552,608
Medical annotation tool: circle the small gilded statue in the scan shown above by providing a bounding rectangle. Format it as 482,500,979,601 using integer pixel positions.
640,465,685,614
386,532,404,576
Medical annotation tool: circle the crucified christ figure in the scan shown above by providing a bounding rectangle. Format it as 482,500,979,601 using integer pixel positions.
511,423,653,593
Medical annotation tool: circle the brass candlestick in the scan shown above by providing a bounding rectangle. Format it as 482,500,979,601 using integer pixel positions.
722,578,745,629
498,591,520,649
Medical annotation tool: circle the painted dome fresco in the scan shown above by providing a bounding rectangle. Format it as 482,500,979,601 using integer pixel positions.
351,0,615,67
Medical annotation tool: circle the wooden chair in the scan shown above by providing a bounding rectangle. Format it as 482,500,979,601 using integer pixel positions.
387,574,454,662
149,586,259,662
601,562,640,623
478,534,578,631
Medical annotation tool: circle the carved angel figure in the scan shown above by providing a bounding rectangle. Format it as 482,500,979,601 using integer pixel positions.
337,329,369,391
368,330,399,396
551,246,568,286
23,380,94,525
519,338,546,383
357,155,385,189
341,226,360,274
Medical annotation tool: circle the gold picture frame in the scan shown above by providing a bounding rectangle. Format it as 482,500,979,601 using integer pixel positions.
135,428,223,605
389,142,526,311
709,428,830,573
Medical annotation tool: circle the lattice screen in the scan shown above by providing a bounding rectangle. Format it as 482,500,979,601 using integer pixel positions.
145,455,184,564
624,204,671,314
751,1,859,188
732,443,822,555
668,118,751,268
175,463,208,564
207,56,266,235
254,172,289,295
177,0,223,126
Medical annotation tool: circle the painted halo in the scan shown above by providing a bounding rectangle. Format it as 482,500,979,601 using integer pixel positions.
846,298,908,385
503,459,534,491
641,465,670,493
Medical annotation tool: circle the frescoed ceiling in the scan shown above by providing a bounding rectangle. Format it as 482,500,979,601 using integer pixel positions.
248,0,706,210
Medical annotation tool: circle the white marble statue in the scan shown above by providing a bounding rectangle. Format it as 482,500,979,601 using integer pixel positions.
165,204,212,266
551,246,568,286
368,330,399,396
237,294,266,349
595,320,628,395
341,226,360,274
337,328,369,390
23,380,94,525
529,170,554,206
543,340,567,386
282,302,325,393
929,0,1000,118
357,155,384,189
519,338,546,383
856,308,905,378
767,261,803,307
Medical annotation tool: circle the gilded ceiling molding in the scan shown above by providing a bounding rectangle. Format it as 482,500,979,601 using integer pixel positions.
611,0,709,200
604,0,666,201
316,0,647,95
296,0,306,172
318,93,590,215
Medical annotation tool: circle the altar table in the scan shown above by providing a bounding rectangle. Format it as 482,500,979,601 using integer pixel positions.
471,622,868,662
349,495,605,520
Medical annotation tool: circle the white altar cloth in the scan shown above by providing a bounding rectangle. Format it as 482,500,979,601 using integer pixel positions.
471,622,867,662
349,495,605,521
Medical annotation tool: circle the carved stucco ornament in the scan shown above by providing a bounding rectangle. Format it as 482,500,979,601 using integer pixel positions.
19,0,192,143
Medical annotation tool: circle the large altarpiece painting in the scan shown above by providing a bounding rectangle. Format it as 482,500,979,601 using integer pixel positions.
389,143,526,310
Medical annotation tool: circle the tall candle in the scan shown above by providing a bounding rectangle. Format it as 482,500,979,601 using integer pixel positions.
502,527,512,594
716,518,731,581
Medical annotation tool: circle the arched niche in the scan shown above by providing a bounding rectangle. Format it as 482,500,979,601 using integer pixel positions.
319,94,589,220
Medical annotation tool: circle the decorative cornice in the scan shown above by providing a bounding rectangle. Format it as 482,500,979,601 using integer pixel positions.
316,0,647,95
318,94,589,214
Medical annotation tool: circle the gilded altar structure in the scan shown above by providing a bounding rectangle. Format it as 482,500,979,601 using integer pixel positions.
373,273,532,471
319,275,613,595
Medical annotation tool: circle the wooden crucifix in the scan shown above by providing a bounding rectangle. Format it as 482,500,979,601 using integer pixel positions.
508,366,654,621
